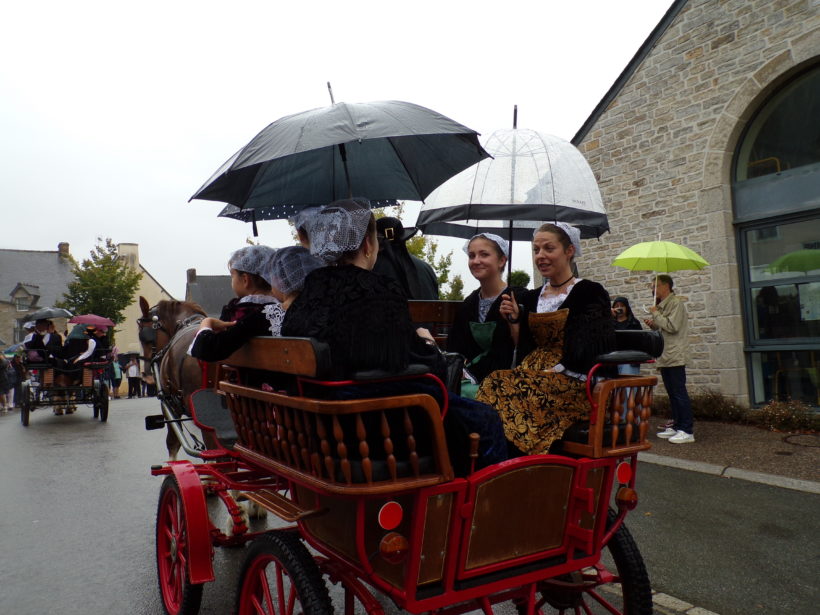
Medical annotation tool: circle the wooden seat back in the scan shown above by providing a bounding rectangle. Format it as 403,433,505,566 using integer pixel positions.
559,376,657,458
408,300,461,350
216,337,454,495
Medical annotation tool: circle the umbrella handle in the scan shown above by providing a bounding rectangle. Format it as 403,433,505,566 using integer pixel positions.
338,143,352,198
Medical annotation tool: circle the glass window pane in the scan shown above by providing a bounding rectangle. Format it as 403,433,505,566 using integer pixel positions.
749,350,820,406
746,219,820,283
752,283,820,339
735,67,820,182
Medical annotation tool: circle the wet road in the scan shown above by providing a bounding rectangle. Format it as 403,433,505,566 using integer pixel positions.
0,397,816,614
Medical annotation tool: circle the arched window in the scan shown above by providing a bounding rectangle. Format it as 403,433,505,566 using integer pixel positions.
733,65,820,407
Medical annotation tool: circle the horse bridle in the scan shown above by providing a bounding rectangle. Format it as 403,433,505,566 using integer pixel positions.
137,309,203,364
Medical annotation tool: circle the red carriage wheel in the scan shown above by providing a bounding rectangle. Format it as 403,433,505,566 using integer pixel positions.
156,476,204,615
236,531,331,615
518,510,652,615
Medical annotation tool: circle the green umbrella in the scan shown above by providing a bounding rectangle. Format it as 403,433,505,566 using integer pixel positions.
766,249,820,274
612,240,710,305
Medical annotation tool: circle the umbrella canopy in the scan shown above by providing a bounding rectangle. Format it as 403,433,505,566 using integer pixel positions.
766,248,820,274
24,307,73,322
191,100,490,222
216,199,399,224
415,128,609,242
5,342,25,354
69,314,116,327
611,241,710,273
612,240,710,306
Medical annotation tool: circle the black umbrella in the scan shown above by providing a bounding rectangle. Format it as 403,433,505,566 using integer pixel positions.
24,307,74,322
191,100,490,223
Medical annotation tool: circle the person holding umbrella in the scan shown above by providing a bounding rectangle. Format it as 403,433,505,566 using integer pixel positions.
23,319,63,362
447,233,526,396
475,222,616,456
644,275,695,444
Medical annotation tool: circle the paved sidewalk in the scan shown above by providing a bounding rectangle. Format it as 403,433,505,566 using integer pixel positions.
641,418,819,493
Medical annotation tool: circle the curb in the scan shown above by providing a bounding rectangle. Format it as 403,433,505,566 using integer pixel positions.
638,452,820,495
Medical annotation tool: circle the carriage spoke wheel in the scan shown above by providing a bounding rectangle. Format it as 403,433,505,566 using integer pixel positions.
95,382,109,422
156,476,204,615
518,510,652,615
236,531,331,615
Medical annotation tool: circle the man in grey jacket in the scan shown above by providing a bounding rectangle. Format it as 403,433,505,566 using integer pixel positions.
645,274,695,444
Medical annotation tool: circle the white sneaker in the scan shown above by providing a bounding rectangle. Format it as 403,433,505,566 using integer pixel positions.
656,427,677,439
669,430,695,444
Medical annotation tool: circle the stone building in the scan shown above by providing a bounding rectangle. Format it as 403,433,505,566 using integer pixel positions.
184,268,232,317
572,0,819,406
0,243,75,346
0,242,173,358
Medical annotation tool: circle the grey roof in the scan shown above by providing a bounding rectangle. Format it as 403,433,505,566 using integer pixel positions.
185,275,232,317
572,0,688,146
0,248,75,307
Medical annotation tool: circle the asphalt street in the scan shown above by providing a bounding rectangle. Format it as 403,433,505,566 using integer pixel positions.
0,397,816,614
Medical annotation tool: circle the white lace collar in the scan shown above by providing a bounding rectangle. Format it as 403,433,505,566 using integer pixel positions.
238,294,274,305
537,279,583,313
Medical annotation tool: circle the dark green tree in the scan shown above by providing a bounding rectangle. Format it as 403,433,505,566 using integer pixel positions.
508,269,531,289
56,238,142,341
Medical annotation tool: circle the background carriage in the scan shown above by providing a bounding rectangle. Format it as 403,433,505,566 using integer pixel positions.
19,355,111,426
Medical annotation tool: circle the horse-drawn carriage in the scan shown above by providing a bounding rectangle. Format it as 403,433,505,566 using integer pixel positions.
19,354,110,426
141,299,660,615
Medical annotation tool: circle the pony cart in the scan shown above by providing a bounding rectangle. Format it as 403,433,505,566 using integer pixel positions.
144,300,660,615
19,355,110,426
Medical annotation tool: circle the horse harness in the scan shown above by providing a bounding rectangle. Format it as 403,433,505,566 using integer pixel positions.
138,311,204,365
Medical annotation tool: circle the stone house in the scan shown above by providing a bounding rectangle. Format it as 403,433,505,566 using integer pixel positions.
0,243,75,345
0,242,174,358
184,268,232,317
572,0,819,406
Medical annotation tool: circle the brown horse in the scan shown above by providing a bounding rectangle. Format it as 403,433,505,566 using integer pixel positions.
138,296,207,459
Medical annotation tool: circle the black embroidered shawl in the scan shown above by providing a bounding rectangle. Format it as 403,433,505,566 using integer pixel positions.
282,265,442,379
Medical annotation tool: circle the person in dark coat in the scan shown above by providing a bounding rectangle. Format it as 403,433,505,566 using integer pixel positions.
189,246,322,362
282,199,508,475
447,233,526,394
372,216,439,300
23,319,63,362
612,296,643,376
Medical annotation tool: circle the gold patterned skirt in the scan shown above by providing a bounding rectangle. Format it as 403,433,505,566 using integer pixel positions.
476,309,589,455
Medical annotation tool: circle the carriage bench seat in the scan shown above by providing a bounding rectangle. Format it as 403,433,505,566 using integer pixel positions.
557,330,663,458
217,337,454,496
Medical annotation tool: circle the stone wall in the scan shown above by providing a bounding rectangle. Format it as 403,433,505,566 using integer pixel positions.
576,0,820,405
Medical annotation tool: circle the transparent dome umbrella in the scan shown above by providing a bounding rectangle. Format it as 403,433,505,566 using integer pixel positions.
190,99,490,235
415,117,609,275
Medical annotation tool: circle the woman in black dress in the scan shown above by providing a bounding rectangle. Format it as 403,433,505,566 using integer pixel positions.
282,199,508,474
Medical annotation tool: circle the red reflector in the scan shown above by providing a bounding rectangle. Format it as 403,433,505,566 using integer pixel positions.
379,532,409,564
616,462,632,485
378,501,403,530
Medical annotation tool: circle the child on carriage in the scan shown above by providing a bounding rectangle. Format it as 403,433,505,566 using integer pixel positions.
189,246,322,362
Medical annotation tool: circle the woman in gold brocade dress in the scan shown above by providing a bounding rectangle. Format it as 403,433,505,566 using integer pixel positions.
476,223,615,455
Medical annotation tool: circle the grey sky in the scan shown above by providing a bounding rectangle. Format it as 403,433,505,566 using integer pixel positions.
1,1,671,298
